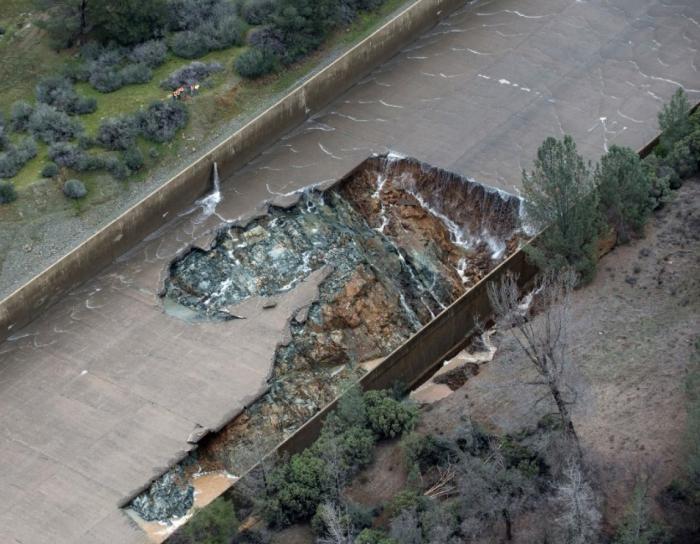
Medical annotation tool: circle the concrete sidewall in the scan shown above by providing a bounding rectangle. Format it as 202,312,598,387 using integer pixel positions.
0,0,466,343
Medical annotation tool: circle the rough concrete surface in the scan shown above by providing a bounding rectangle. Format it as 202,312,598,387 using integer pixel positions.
0,0,698,542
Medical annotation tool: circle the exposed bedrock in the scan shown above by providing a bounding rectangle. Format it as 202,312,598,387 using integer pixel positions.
158,155,524,479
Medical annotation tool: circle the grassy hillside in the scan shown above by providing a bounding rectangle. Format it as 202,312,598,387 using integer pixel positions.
0,0,408,200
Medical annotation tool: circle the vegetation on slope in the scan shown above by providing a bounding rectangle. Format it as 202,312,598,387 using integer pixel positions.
0,0,408,205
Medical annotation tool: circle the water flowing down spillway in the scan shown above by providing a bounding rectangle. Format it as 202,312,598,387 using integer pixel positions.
154,155,525,491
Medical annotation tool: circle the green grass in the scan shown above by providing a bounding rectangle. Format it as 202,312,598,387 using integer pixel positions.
1,0,412,208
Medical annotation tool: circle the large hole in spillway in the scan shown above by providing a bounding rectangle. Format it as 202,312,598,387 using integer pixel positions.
132,156,526,526
164,155,524,332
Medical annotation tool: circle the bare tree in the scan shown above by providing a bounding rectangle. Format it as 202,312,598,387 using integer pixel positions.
455,449,534,541
615,468,668,544
389,507,423,544
316,502,355,544
320,425,352,503
234,429,279,509
553,460,601,544
487,269,582,460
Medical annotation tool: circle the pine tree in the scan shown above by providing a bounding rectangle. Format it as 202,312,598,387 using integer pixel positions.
522,135,600,282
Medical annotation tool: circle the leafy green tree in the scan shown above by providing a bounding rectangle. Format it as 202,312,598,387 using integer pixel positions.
665,126,700,180
92,0,167,45
270,0,342,61
522,135,600,282
595,145,652,243
364,390,417,439
170,498,238,544
36,0,167,48
35,0,91,48
657,88,692,156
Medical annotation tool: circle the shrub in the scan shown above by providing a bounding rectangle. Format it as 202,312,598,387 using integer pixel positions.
0,123,8,152
81,155,107,172
264,450,327,526
89,68,125,93
170,30,210,59
97,116,139,150
128,40,168,68
657,165,681,191
355,529,396,544
522,135,600,282
78,135,96,150
35,76,96,115
62,60,91,82
73,96,98,115
41,162,60,178
235,47,278,78
336,385,367,428
63,179,87,199
401,432,455,472
314,420,376,473
48,142,87,169
35,76,74,108
49,143,104,173
247,25,286,57
642,154,672,209
138,100,188,143
364,390,417,439
105,157,129,180
657,88,692,156
595,145,652,243
0,181,17,204
119,63,153,85
123,147,145,171
10,101,33,132
0,138,38,178
167,0,237,31
161,61,224,91
241,0,278,25
28,104,83,144
387,490,424,517
170,498,238,544
201,16,247,51
665,130,700,180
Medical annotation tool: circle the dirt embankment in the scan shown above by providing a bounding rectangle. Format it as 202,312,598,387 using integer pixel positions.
422,178,700,532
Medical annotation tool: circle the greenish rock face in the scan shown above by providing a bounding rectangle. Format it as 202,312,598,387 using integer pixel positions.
166,192,424,316
131,468,194,522
165,190,449,327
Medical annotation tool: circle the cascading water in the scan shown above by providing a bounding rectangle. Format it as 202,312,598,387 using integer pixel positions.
194,162,222,223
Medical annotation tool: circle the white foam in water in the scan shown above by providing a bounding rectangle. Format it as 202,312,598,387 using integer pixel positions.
403,184,475,250
372,172,448,315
